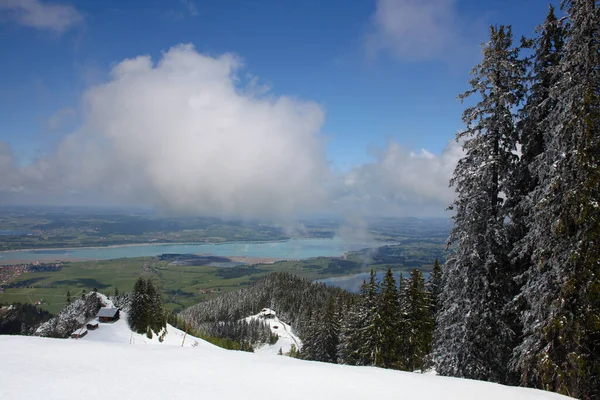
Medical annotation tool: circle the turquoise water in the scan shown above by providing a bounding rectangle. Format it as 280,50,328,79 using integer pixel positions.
0,238,373,264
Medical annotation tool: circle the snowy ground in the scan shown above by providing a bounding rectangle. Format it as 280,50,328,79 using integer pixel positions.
245,308,302,355
79,311,213,348
3,301,573,400
1,335,573,400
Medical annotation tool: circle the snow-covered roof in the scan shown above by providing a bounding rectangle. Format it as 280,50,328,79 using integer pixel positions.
97,308,119,318
72,327,87,335
87,320,99,326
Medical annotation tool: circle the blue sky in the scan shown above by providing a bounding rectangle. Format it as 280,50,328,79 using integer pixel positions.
0,0,560,217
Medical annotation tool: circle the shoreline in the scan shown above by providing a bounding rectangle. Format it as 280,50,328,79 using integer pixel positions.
0,238,380,266
0,237,342,254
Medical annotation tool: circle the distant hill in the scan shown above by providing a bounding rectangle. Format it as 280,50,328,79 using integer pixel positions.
181,272,353,341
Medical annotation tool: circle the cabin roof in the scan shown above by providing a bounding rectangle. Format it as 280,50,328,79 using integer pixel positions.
97,307,119,318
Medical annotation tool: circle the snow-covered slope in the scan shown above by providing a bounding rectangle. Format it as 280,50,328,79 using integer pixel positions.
1,335,573,400
245,307,301,355
79,310,214,348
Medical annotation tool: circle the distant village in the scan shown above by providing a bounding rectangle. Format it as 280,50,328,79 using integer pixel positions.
0,262,63,288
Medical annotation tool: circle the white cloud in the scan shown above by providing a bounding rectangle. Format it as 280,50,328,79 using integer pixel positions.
334,140,462,216
366,0,469,62
5,44,331,217
0,0,83,33
0,44,463,218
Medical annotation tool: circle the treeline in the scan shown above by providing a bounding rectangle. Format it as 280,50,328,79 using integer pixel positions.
434,1,599,399
169,314,277,351
180,272,352,337
180,266,442,370
301,265,441,370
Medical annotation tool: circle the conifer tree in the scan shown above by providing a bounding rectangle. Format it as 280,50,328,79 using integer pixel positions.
337,294,366,365
404,269,434,372
375,268,402,369
338,272,378,366
429,259,443,317
515,1,600,397
510,3,566,388
127,277,166,336
434,25,526,384
362,270,382,366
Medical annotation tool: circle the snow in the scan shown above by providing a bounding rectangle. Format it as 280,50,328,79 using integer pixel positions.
78,310,214,348
0,335,573,400
244,308,302,355
55,292,215,349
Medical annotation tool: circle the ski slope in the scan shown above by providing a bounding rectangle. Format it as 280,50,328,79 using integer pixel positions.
245,308,302,355
1,334,573,400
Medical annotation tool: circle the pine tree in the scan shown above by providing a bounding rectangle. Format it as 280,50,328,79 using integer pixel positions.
128,277,148,334
510,3,566,388
404,269,434,372
127,277,166,336
337,295,365,365
429,259,443,317
146,279,166,336
434,25,527,384
301,296,340,363
376,268,402,369
362,270,382,366
338,273,378,366
515,1,600,397
66,290,71,305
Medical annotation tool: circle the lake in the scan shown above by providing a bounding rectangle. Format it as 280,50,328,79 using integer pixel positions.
316,270,431,293
0,230,32,236
0,238,373,265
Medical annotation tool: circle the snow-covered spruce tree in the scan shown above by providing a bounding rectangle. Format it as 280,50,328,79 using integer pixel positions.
375,268,402,369
337,294,366,365
434,25,527,384
509,3,566,389
338,271,379,366
428,259,443,317
514,1,600,397
145,278,166,338
128,277,148,334
361,270,383,366
404,269,434,372
302,296,340,363
127,278,166,337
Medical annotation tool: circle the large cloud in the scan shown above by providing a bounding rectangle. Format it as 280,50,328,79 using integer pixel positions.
9,44,331,217
0,44,462,217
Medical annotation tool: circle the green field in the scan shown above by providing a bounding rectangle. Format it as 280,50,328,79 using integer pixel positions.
0,246,441,314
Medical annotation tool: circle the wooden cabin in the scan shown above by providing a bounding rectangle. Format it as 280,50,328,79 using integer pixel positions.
97,307,120,322
86,321,99,330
